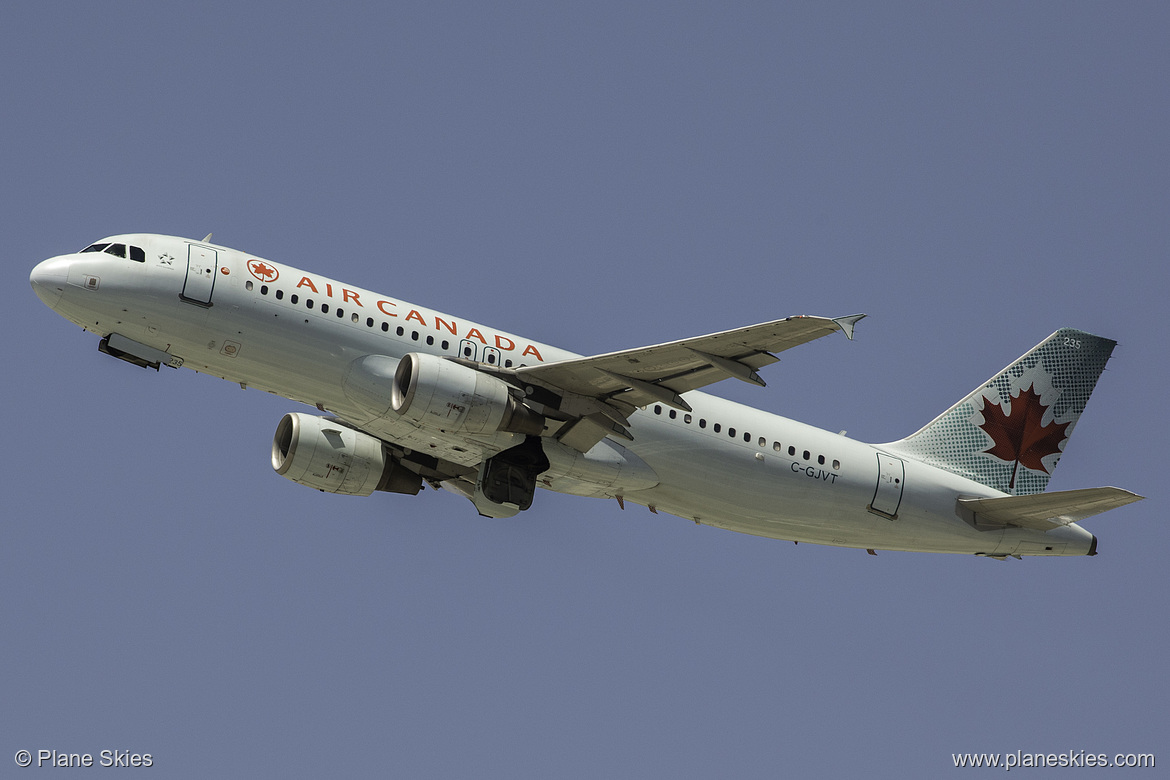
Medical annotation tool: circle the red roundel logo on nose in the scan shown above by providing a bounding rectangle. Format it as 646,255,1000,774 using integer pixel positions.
248,259,279,282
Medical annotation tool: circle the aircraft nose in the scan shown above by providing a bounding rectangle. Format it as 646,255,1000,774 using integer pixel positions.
30,256,71,307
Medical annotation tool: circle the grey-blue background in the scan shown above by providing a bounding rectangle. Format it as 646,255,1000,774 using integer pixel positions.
3,2,1164,777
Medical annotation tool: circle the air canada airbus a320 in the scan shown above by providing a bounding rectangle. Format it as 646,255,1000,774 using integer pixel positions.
31,234,1143,558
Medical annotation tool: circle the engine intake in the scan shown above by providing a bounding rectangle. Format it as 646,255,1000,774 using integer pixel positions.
271,413,421,496
390,352,544,436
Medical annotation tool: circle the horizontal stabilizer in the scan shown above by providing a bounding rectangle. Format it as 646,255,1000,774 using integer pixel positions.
959,487,1144,531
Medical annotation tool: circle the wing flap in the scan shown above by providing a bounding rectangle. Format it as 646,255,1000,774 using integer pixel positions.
958,487,1144,531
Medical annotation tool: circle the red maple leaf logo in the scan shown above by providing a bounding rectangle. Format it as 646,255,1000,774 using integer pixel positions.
248,259,278,282
978,383,1070,489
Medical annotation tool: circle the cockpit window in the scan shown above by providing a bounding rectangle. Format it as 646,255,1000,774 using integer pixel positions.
79,242,145,262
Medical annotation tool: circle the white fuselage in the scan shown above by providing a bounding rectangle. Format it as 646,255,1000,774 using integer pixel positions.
30,234,1096,556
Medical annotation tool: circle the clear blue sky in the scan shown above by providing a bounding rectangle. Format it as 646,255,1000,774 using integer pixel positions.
4,2,1165,777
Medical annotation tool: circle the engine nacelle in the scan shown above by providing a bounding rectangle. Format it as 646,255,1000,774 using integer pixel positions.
390,352,544,436
271,413,421,496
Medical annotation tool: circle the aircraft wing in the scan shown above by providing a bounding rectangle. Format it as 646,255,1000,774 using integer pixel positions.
511,314,864,451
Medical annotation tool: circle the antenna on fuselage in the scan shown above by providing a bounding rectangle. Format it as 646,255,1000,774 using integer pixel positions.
201,233,213,243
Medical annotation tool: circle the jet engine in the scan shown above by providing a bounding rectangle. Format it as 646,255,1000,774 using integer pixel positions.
390,352,544,436
271,412,421,496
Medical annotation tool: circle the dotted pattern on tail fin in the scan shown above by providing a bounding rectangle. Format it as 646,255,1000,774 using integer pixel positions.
886,329,1115,495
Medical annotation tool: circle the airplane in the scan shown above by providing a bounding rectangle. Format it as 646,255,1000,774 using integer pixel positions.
29,234,1143,558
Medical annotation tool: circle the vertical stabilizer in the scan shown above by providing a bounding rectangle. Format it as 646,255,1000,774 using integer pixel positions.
885,329,1115,495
